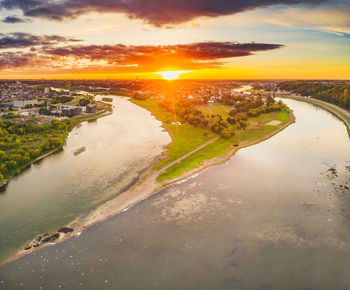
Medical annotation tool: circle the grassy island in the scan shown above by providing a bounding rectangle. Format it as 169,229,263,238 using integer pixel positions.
131,93,294,183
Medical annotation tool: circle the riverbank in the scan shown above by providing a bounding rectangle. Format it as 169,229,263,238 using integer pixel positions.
279,94,350,137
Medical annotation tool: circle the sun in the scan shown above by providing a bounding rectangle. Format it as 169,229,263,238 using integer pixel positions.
155,70,189,81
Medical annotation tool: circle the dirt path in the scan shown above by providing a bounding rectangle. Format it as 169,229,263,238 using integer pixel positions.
160,137,219,173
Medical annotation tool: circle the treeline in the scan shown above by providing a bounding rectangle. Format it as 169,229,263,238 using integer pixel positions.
278,81,350,110
0,119,72,181
158,95,286,139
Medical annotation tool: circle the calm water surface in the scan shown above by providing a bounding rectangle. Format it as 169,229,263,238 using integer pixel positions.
0,99,350,289
0,96,170,262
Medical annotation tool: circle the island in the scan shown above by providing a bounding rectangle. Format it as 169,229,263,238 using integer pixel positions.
130,90,293,183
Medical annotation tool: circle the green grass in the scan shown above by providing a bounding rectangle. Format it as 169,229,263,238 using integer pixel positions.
158,109,292,181
157,138,232,181
130,98,293,182
200,105,230,119
130,99,214,169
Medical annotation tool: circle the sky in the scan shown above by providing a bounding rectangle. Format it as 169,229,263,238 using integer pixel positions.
0,0,349,79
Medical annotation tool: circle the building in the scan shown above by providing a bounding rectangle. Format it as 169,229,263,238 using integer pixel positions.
61,106,82,117
13,99,39,108
86,104,97,113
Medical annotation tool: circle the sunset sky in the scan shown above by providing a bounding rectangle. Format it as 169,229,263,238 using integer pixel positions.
0,0,349,79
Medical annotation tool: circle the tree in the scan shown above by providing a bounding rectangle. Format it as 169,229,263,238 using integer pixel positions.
239,121,247,130
220,129,231,139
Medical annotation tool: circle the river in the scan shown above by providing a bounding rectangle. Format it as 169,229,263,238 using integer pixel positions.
1,98,350,289
0,96,170,262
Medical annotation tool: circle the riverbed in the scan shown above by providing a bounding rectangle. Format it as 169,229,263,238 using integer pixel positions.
1,99,350,289
0,96,170,263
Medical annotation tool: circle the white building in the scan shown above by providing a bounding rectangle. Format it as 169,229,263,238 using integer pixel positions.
13,99,39,108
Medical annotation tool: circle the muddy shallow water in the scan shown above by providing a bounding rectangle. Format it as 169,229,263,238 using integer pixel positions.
0,96,170,262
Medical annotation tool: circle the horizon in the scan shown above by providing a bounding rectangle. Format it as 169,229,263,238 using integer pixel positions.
0,0,349,80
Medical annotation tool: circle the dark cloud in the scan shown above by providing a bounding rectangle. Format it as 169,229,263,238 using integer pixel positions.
0,0,330,26
44,42,283,62
0,41,284,72
0,33,81,49
42,41,284,72
2,15,28,23
0,51,50,69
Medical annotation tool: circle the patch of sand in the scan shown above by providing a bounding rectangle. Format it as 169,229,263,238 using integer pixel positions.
266,120,281,126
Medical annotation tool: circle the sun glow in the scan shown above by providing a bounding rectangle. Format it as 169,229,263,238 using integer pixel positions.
155,70,189,80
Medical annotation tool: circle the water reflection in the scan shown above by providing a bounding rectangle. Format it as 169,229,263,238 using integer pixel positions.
0,96,170,262
0,99,350,289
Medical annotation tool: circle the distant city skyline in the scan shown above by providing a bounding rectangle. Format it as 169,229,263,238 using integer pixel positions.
0,0,349,79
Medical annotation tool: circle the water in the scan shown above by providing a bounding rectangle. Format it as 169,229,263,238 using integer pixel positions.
1,99,350,289
0,96,170,262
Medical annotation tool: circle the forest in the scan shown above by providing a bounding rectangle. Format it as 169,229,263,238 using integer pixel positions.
0,119,73,182
278,81,350,110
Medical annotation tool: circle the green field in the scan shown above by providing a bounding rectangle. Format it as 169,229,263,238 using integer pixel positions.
131,98,293,182
130,99,215,169
158,109,292,181
200,105,231,119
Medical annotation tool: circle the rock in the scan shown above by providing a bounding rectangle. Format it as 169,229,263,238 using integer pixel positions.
42,233,60,243
57,227,74,234
33,243,40,248
24,246,32,250
51,233,60,241
43,233,49,236
42,237,51,243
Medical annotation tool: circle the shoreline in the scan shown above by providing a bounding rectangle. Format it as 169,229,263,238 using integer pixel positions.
0,146,63,189
279,94,350,137
0,110,112,189
1,101,295,267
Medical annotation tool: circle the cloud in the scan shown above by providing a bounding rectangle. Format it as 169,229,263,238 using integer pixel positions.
0,0,330,26
0,33,81,49
2,15,28,23
0,51,51,70
0,41,284,72
263,4,350,35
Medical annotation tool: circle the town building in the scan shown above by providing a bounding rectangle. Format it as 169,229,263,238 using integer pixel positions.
61,106,82,117
86,104,97,113
13,99,39,108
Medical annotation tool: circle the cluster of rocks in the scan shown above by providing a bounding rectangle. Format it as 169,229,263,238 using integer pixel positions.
24,227,73,251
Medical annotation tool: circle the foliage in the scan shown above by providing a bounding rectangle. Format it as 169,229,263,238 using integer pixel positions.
51,95,73,104
158,109,292,181
2,113,21,119
158,93,286,137
79,98,90,106
278,81,350,110
101,97,113,102
39,108,52,115
0,119,70,180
